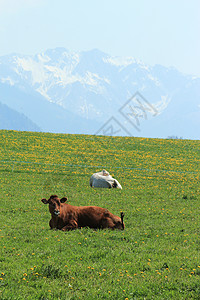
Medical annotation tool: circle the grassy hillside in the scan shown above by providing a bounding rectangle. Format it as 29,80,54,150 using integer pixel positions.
0,130,199,299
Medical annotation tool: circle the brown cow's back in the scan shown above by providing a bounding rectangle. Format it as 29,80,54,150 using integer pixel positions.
78,206,122,229
77,206,107,228
61,204,107,228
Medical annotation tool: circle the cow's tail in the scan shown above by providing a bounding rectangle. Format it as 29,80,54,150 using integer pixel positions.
120,212,125,230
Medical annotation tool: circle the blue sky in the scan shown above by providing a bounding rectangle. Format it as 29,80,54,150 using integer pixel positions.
0,0,199,76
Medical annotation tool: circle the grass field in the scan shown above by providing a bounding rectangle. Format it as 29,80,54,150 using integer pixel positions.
0,130,199,299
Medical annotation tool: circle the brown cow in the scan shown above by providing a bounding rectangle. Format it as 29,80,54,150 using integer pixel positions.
41,195,125,231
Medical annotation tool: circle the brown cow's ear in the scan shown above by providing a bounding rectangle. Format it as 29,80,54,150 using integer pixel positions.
60,197,68,203
41,198,49,204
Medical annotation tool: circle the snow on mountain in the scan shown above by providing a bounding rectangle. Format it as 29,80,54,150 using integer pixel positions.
0,48,199,139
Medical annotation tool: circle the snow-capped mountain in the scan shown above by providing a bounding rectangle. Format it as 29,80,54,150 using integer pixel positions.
0,48,199,139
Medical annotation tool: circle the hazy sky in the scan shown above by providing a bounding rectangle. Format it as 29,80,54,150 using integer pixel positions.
0,0,199,76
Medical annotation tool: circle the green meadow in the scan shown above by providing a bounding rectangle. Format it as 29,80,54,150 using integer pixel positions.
0,130,199,299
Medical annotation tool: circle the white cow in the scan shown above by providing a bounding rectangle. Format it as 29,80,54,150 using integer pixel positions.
90,170,122,189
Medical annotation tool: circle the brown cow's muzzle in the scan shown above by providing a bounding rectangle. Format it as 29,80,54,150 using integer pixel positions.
54,210,60,216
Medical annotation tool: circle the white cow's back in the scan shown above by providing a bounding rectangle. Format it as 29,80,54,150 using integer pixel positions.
90,170,122,189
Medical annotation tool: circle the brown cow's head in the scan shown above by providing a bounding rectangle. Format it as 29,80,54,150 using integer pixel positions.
41,195,67,216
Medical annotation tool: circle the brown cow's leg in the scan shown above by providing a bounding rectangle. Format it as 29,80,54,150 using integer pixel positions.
61,220,78,231
101,218,115,229
101,217,124,230
49,218,56,229
113,221,124,230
